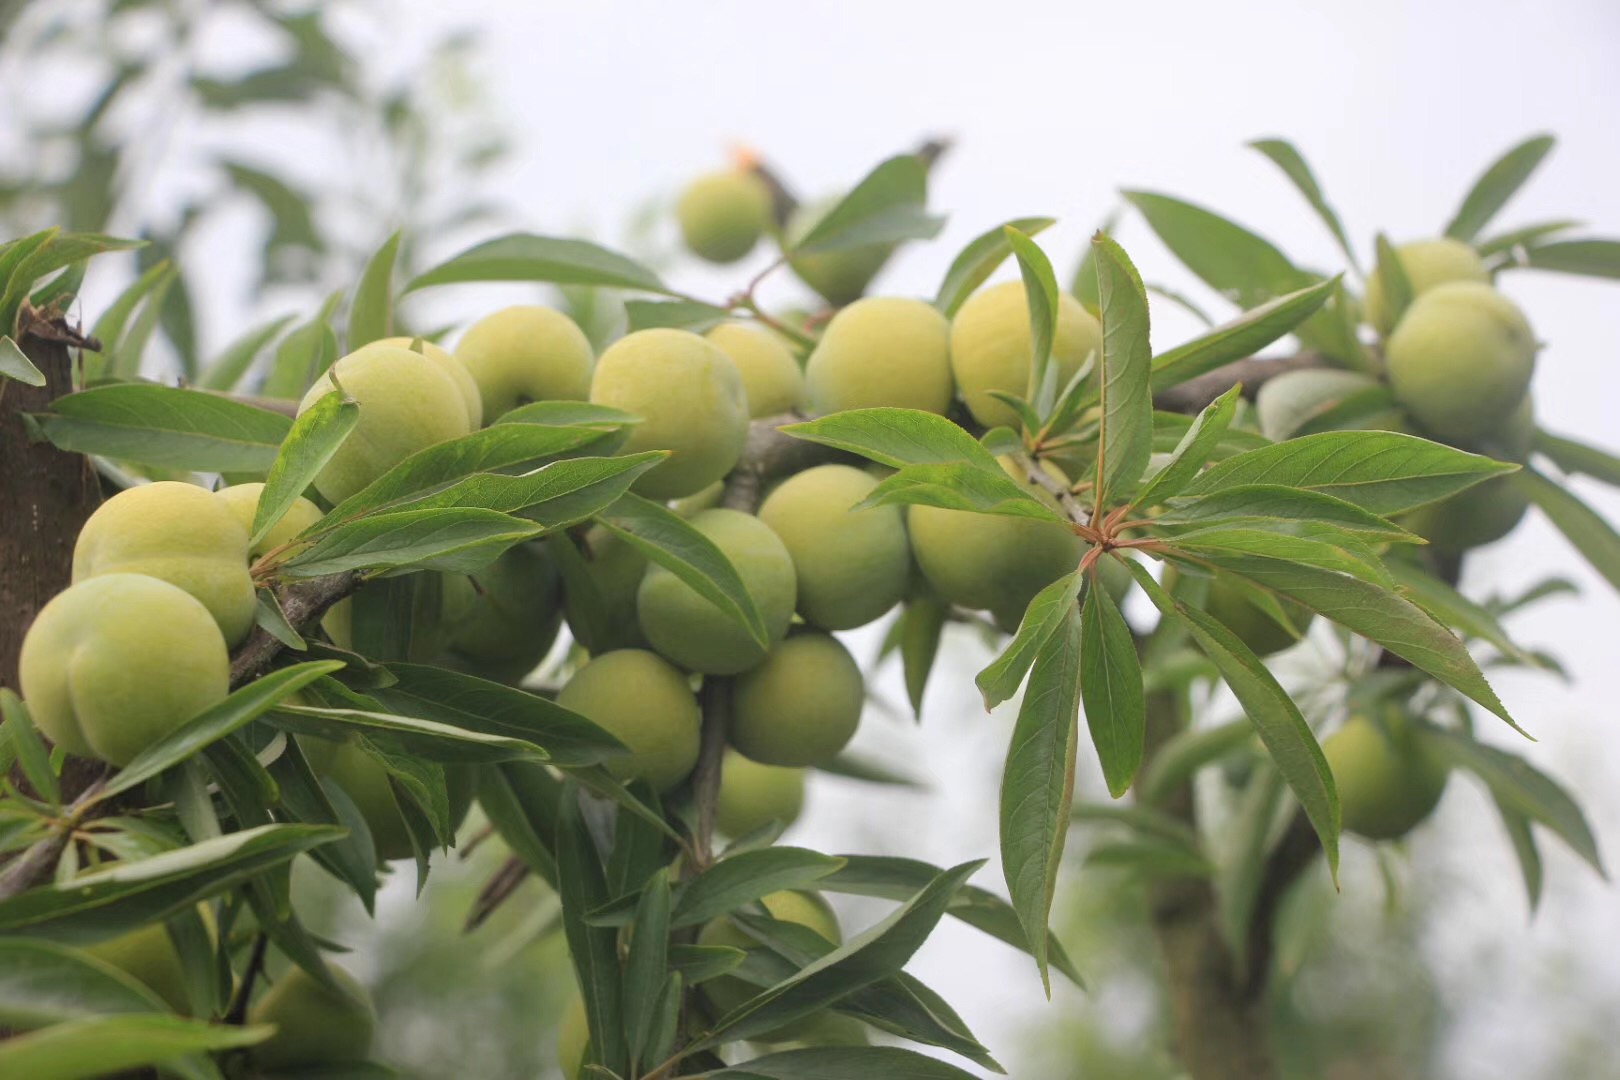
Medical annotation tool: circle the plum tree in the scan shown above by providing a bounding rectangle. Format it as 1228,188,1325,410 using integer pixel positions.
1364,237,1489,334
439,543,562,683
556,649,702,791
714,750,806,837
248,964,376,1071
757,464,910,630
589,328,750,499
804,297,953,415
20,574,229,765
1322,713,1449,841
951,279,1102,428
637,508,796,674
72,481,256,645
730,632,863,767
1384,281,1536,444
364,336,484,429
299,343,472,503
300,735,416,862
785,198,892,305
705,321,805,417
677,169,772,264
452,306,595,419
214,483,324,561
1204,578,1314,657
698,890,842,1035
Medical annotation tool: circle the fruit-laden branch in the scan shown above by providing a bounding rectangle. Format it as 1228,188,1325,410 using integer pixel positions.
229,571,361,687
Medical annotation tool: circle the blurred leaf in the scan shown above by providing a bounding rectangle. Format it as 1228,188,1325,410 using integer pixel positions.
1514,468,1620,596
0,938,180,1030
0,336,46,386
977,571,1083,710
897,593,947,718
406,233,670,294
711,1047,981,1079
347,230,401,351
1068,209,1120,314
623,867,672,1068
859,461,1065,522
624,298,730,333
1444,134,1555,242
789,155,944,255
82,261,171,382
1372,233,1414,333
252,389,356,547
260,292,341,399
1249,138,1360,270
935,216,1055,316
1386,560,1541,668
1,231,142,335
1477,219,1583,259
30,261,88,313
784,408,1001,471
197,314,296,391
27,383,291,472
1537,429,1620,487
670,943,746,984
1,691,58,807
1144,282,1214,326
1079,577,1144,798
278,508,542,577
1215,761,1287,974
1149,278,1338,393
1123,191,1310,307
1134,385,1243,507
1154,484,1419,542
557,786,628,1076
1005,228,1061,414
223,161,327,269
814,753,926,789
1092,235,1154,504
0,1013,266,1080
475,763,559,887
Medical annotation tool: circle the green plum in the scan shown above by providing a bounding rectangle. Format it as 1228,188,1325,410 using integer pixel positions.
214,482,324,562
677,169,772,264
805,297,953,415
453,306,595,420
730,632,863,768
248,963,375,1071
556,649,701,792
1323,713,1449,840
715,751,806,838
705,321,805,417
1364,237,1489,335
950,279,1102,429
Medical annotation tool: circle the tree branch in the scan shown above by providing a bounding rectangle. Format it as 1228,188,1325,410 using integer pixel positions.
1152,353,1324,414
230,572,361,687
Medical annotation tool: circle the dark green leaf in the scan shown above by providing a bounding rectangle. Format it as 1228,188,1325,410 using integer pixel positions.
710,1046,982,1080
1166,523,1395,589
347,230,401,351
1149,278,1339,393
897,593,947,718
475,763,561,887
1005,227,1061,412
670,943,747,984
935,216,1056,317
976,572,1083,710
278,507,542,577
28,384,292,473
1386,560,1541,667
1079,579,1144,798
673,848,845,928
1445,134,1556,242
790,155,944,254
393,452,663,528
557,787,628,1076
0,938,177,1030
405,233,670,294
1092,235,1155,504
1133,385,1242,507
0,1013,266,1080
1,691,58,807
814,753,927,789
1154,484,1419,542
266,736,378,911
1249,138,1360,270
252,390,357,547
782,408,1001,472
271,703,551,765
1491,792,1544,911
623,867,671,1067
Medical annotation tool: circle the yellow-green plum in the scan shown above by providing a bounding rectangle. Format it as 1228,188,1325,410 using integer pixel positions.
698,890,840,1033
705,321,805,417
589,329,749,499
730,632,863,767
907,457,1082,627
249,963,375,1071
21,575,229,766
300,735,415,862
786,199,892,306
1364,238,1489,335
1204,578,1313,657
1385,282,1536,444
83,912,212,1015
757,464,909,630
299,344,471,504
214,482,324,562
557,990,589,1080
440,543,563,683
805,298,953,415
637,509,796,674
715,751,806,838
453,306,595,420
950,280,1103,429
676,170,772,264
1403,474,1529,553
73,481,256,645
556,649,701,792
366,336,483,429
561,527,648,652
1322,714,1449,840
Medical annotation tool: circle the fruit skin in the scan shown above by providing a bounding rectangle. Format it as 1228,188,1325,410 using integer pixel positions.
21,574,229,766
1364,238,1489,335
300,735,415,862
786,199,893,306
560,527,648,652
907,457,1082,626
950,280,1103,429
715,751,806,838
705,321,805,417
440,543,563,683
1204,578,1313,657
757,464,909,630
453,306,594,420
367,336,483,429
83,912,212,1014
589,329,750,500
637,509,796,674
1384,282,1536,444
248,963,376,1071
557,990,589,1080
215,482,324,561
556,649,701,792
698,890,840,1036
730,632,863,767
299,343,472,504
805,298,953,415
73,481,256,645
676,170,772,265
1322,714,1449,840
1403,473,1529,553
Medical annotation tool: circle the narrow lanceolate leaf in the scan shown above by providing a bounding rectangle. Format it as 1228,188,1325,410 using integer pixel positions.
1249,138,1360,270
977,572,1084,710
1513,468,1620,596
83,260,173,382
0,1014,268,1080
260,292,342,399
1425,728,1604,877
1124,560,1339,883
1372,234,1414,331
1069,209,1120,314
251,389,356,547
782,408,1001,472
0,938,183,1030
27,384,292,473
1123,191,1310,307
898,593,947,718
1,691,58,807
1154,484,1420,542
624,298,730,334
0,336,45,386
278,508,542,577
347,230,401,351
1079,580,1144,798
595,493,768,648
476,763,562,887
198,314,296,390
267,738,379,913
859,462,1066,522
1386,560,1542,668
1477,219,1584,259
1179,430,1515,515
998,595,1083,994
674,849,846,928
405,233,672,294
100,661,342,798
1092,235,1155,505
1519,238,1620,280
556,788,629,1077
392,452,663,528
790,154,944,254
936,216,1056,316
623,867,671,1067
1491,792,1544,911
271,703,552,765
1216,761,1288,972
711,1047,982,1080
1133,384,1242,507
1165,523,1395,589
1444,134,1556,243
1536,429,1620,488
1149,277,1339,393
1005,227,1061,411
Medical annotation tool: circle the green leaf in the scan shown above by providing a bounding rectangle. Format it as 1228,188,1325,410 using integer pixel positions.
1123,191,1309,308
28,383,292,473
896,593,947,718
624,298,730,333
1519,238,1620,280
252,389,357,548
1372,234,1414,333
998,593,1083,994
494,399,643,430
1068,209,1119,314
859,461,1065,522
623,866,672,1068
1491,792,1544,911
271,703,551,765
80,260,166,382
1249,138,1360,270
260,292,342,399
0,938,180,1030
405,233,671,294
1079,579,1144,798
710,1047,982,1080
1004,227,1061,413
1166,523,1395,590
1178,430,1514,515
475,763,561,887
556,787,628,1076
392,452,663,528
1386,560,1541,668
1512,468,1620,596
278,507,542,577
815,753,928,790
670,943,747,985
935,216,1056,316
1,691,59,807
347,230,401,351
1149,278,1339,393
266,737,379,912
0,335,45,386
789,155,944,255
1477,219,1584,259
673,848,846,928
0,231,142,335
1444,134,1556,242
595,492,768,648
109,262,179,377
976,572,1084,710
1154,484,1419,542
1215,761,1287,974
1133,385,1242,507
1536,429,1620,487
1071,801,1202,849
782,408,1001,472
197,314,296,391
0,1014,267,1080
1091,235,1154,504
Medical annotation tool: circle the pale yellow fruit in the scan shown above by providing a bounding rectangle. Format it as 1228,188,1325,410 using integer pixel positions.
299,344,471,504
557,991,589,1080
1323,714,1449,840
453,306,595,421
1364,238,1489,335
556,649,701,792
249,964,375,1071
677,170,772,264
805,298,953,415
715,751,806,837
589,329,750,499
215,482,324,561
300,735,415,862
705,321,805,417
367,336,483,429
73,481,256,645
950,280,1103,429
730,632,863,767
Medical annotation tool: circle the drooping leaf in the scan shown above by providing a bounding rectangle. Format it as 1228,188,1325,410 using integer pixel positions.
27,384,292,473
405,233,671,294
0,1014,267,1080
347,230,401,351
1004,227,1061,414
0,335,46,386
1149,278,1339,393
858,461,1066,522
251,389,357,547
976,572,1083,710
1079,578,1144,798
1133,384,1243,507
475,763,561,887
556,787,628,1077
789,155,944,255
1249,138,1360,270
277,507,542,577
782,408,1001,472
266,736,379,912
622,867,671,1068
1444,134,1556,243
82,260,173,382
897,593,948,719
1091,235,1155,505
1,691,58,807
1491,793,1544,911
935,216,1056,316
1536,429,1620,488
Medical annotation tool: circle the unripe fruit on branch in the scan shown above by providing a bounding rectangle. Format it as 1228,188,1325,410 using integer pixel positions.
705,321,806,417
440,543,563,683
698,890,841,1034
589,329,750,499
299,344,472,504
1384,282,1536,444
1322,713,1449,840
757,464,910,631
1203,578,1313,657
786,199,893,306
300,735,416,863
248,964,376,1071
1364,238,1489,336
73,481,256,645
730,632,863,767
677,170,772,265
556,649,701,792
1404,474,1530,553
805,297,954,415
83,908,214,1014
950,280,1102,429
453,307,595,421
366,336,484,429
215,482,324,562
637,509,796,675
21,574,229,765
715,751,806,838
559,527,648,652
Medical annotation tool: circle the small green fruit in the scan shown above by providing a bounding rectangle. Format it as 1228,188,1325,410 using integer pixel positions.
367,336,484,429
453,306,595,420
1402,474,1529,553
786,199,892,305
705,321,805,417
950,280,1102,429
215,482,324,561
1364,237,1489,335
715,751,806,837
730,632,863,767
677,170,772,264
1204,578,1313,657
556,649,701,792
248,964,375,1071
805,297,953,415
561,527,648,652
441,543,563,683
557,990,589,1080
1323,714,1449,840
300,735,416,862
83,911,213,1015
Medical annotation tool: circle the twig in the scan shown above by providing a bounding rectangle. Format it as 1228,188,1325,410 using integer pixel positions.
688,679,731,872
464,855,531,932
224,931,269,1024
0,776,106,901
230,571,362,686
